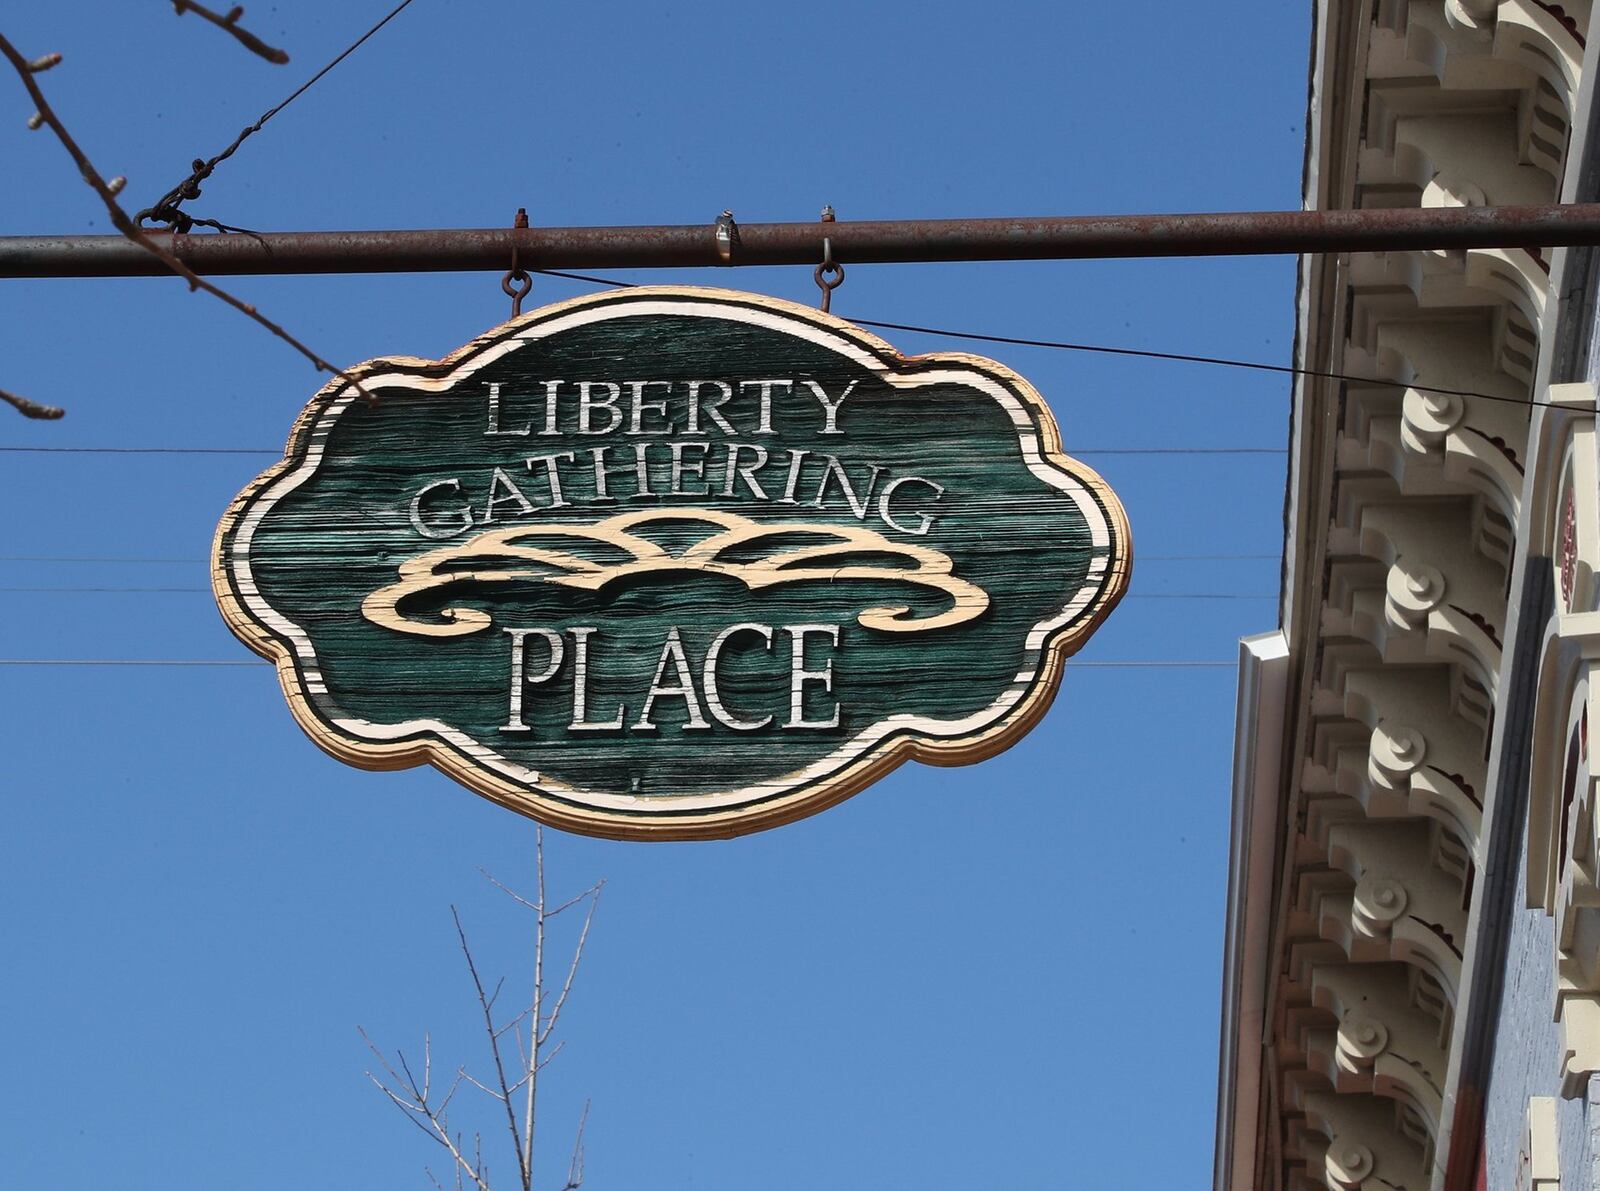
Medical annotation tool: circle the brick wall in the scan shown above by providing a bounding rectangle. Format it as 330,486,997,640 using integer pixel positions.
1483,829,1599,1188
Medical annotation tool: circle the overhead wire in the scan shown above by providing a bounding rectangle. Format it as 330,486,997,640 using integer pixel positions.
0,273,1555,445
139,0,422,228
3,223,1302,628
0,552,1280,564
0,657,1237,669
0,556,200,564
0,585,1274,598
0,446,274,455
3,8,1283,678
530,266,1568,411
0,445,1285,456
3,266,1550,455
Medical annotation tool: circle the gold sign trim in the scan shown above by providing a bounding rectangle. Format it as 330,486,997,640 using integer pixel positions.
361,508,991,637
214,286,1133,840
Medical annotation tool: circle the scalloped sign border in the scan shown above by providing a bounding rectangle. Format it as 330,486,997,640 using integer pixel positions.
212,287,1132,839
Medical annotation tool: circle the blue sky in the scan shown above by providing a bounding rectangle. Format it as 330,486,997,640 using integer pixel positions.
0,3,1306,1187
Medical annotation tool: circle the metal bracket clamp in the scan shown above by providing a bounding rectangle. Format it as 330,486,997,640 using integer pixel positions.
714,209,738,263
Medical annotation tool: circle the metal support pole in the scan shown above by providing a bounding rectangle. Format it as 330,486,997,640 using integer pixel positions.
5,204,1600,278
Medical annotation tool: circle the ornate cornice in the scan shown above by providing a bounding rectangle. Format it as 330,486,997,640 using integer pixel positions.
1221,3,1590,1188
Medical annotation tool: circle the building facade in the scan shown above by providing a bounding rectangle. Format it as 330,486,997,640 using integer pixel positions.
1216,2,1600,1188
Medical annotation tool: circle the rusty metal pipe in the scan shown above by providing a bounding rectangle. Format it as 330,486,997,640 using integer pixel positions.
4,204,1600,277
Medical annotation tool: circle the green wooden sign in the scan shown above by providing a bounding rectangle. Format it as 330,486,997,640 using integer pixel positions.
214,287,1130,839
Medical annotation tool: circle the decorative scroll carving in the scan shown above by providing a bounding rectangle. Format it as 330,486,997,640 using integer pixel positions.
1309,964,1449,1138
1323,819,1470,1001
1305,664,1488,852
1292,1089,1430,1189
1322,497,1510,716
1338,310,1531,537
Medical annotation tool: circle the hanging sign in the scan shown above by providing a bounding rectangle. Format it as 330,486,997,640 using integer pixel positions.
213,287,1130,839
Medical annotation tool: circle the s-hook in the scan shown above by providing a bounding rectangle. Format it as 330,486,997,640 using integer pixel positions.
502,207,533,318
815,205,844,313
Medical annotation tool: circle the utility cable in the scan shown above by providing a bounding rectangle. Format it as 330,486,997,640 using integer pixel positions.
531,266,1571,411
0,273,1543,425
0,657,1236,669
0,585,1274,598
139,0,421,228
2,279,1551,433
0,446,273,455
0,445,1284,456
0,552,1280,564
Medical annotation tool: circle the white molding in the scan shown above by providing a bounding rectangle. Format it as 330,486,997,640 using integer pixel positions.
1216,632,1291,1191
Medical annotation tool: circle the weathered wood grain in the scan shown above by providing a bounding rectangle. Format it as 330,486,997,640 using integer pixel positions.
212,286,1131,840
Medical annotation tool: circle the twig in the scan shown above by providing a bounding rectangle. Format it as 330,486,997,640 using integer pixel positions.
483,868,599,920
539,883,602,1047
454,906,530,1189
359,1026,492,1191
371,1078,451,1144
480,868,543,914
0,32,374,409
534,1039,566,1072
140,0,417,231
398,1043,428,1104
562,1100,590,1191
0,386,65,420
523,828,548,1187
493,1006,532,1041
422,1115,490,1191
368,839,603,1191
170,2,290,64
458,1069,504,1100
361,1045,448,1147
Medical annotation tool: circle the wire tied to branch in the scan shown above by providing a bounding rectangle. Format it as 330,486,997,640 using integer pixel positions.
0,30,374,413
138,0,419,232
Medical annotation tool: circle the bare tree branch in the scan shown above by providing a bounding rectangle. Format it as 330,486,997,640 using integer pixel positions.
479,869,542,914
359,1027,415,1097
0,31,374,415
0,386,65,420
370,1078,447,1143
454,906,530,1189
170,2,290,64
360,1026,493,1191
539,883,603,1048
494,1007,532,1042
142,0,417,231
437,1071,466,1117
397,1044,427,1104
369,840,603,1190
562,1101,590,1191
534,1039,566,1073
459,1069,506,1102
523,829,548,1186
423,1118,492,1191
482,870,600,920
